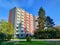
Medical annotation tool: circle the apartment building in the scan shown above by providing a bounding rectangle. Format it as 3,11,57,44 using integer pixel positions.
9,7,34,38
33,16,38,31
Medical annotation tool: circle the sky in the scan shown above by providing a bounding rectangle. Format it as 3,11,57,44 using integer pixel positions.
0,0,60,26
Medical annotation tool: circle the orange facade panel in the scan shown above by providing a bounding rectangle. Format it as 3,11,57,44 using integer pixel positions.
29,14,34,35
9,10,12,23
29,14,31,33
24,11,26,33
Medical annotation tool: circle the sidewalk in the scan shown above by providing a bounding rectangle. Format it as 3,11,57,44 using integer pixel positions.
11,39,60,41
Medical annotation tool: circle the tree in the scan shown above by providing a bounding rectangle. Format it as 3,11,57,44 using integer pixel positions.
26,36,31,42
34,7,46,39
54,28,60,38
0,20,8,33
45,16,55,29
34,7,58,39
38,7,46,30
34,29,56,39
0,19,13,41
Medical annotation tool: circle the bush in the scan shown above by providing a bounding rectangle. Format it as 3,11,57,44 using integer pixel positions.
5,34,12,41
0,39,3,45
34,29,60,39
0,33,5,41
26,36,31,42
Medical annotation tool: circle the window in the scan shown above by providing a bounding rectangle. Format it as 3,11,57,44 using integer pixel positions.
17,19,20,22
21,26,23,28
17,23,19,25
21,25,24,27
17,13,21,15
21,17,24,19
16,30,19,32
21,34,23,36
16,34,19,38
17,16,20,19
21,21,24,22
21,30,23,32
17,21,20,23
22,10,24,13
17,12,20,14
21,28,24,30
17,9,20,11
16,27,19,29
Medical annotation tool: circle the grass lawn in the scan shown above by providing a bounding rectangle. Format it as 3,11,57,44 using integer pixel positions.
3,41,60,45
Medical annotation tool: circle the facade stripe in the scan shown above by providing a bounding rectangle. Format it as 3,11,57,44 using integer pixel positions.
24,11,26,33
9,10,12,23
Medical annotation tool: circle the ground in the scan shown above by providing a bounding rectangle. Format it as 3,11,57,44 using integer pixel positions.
2,41,60,45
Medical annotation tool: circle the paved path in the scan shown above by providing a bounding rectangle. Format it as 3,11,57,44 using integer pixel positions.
32,39,60,41
11,39,60,41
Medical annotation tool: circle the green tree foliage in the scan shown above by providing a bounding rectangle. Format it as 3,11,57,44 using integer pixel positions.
38,7,46,30
26,36,31,42
45,16,55,29
34,29,60,39
34,7,60,39
55,28,60,38
0,19,13,41
0,32,5,40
